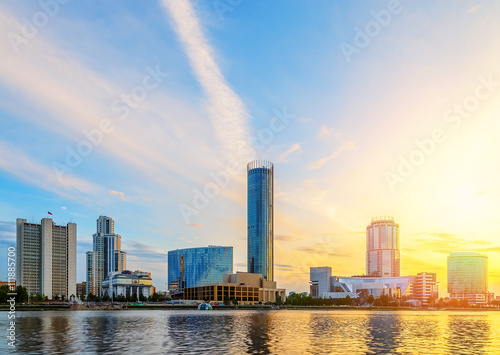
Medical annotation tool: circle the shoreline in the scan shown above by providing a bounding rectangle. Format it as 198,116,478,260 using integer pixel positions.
1,304,499,312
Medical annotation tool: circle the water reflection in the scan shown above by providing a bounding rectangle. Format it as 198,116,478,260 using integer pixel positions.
447,315,490,354
365,313,402,354
2,310,500,354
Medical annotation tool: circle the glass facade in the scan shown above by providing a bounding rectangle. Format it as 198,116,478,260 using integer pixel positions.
448,252,488,294
168,246,233,291
247,160,274,281
366,216,400,277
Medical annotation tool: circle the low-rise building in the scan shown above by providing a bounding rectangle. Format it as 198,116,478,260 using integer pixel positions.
102,270,153,299
310,267,414,299
76,282,86,296
181,272,286,304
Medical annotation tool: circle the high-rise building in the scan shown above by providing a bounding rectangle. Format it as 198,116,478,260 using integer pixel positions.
412,272,439,306
115,250,127,272
366,216,400,277
16,218,76,299
448,251,489,304
86,216,127,295
247,160,274,281
167,246,233,293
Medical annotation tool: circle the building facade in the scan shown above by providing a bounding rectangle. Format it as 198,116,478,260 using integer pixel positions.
247,160,274,281
310,267,414,299
76,282,86,296
366,216,400,277
448,252,489,304
182,272,286,304
413,272,439,306
310,267,332,298
86,216,127,296
168,246,233,293
16,218,76,299
102,270,153,299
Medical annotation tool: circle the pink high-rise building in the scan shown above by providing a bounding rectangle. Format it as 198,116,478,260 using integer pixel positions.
366,216,400,277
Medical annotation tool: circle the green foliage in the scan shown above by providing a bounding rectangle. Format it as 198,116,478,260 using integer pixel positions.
367,295,375,305
285,293,337,306
275,294,283,306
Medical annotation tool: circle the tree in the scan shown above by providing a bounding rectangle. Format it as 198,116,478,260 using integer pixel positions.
14,286,28,303
0,285,10,303
54,294,60,301
232,298,238,306
275,294,283,306
224,295,230,305
427,296,436,307
367,295,375,305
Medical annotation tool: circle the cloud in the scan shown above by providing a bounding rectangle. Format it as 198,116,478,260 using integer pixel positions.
309,141,356,170
275,234,301,242
61,206,67,210
161,0,252,158
125,241,168,262
296,246,351,257
276,143,301,163
0,221,15,242
188,223,202,227
108,190,130,201
466,5,479,14
0,141,101,201
317,125,341,140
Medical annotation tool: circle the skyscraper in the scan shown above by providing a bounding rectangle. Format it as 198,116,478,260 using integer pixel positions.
366,216,400,277
16,218,76,299
86,216,127,295
448,251,489,304
247,160,274,281
167,246,233,293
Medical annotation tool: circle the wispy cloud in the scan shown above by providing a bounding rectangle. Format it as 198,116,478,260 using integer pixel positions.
108,190,130,202
466,5,480,14
309,141,356,170
161,0,252,158
276,143,301,163
0,221,15,242
317,125,341,140
0,141,101,201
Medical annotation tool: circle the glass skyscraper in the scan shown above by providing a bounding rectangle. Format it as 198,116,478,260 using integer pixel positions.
168,246,233,292
366,216,400,277
247,160,274,281
448,252,488,294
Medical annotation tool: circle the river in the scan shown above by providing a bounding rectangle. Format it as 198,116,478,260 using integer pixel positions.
1,309,500,354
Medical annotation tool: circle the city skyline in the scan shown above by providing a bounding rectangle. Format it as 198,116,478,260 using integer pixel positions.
1,1,500,296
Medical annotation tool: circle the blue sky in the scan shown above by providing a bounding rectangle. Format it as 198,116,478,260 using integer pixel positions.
1,0,500,295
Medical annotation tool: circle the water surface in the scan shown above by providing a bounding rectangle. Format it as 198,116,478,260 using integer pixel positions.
1,310,500,354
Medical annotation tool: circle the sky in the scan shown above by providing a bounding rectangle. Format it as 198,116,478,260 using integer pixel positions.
0,0,500,296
